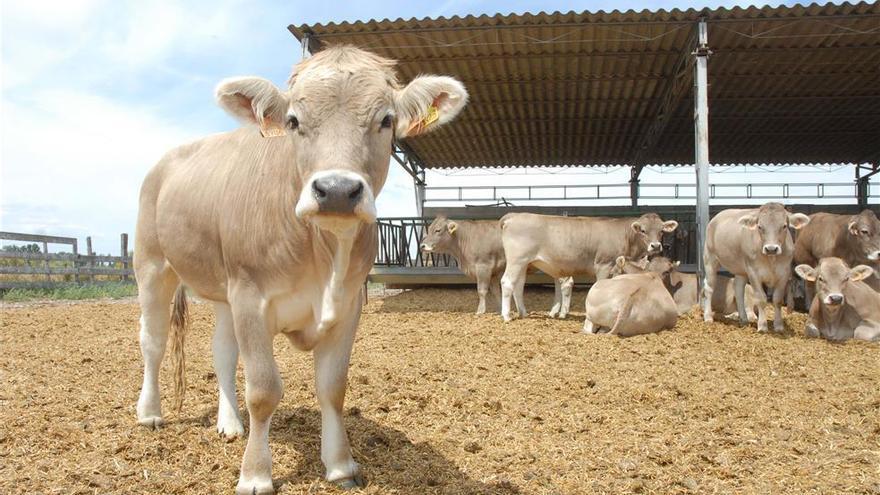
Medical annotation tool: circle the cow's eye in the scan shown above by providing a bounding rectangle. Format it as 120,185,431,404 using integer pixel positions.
817,277,824,283
287,115,299,130
380,114,393,129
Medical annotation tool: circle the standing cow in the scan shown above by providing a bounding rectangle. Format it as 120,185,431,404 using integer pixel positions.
703,203,810,332
499,213,678,321
419,216,573,315
795,257,880,342
794,210,880,305
133,46,467,494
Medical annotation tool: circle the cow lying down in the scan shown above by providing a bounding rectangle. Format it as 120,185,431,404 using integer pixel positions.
795,257,880,342
582,267,677,337
612,256,759,320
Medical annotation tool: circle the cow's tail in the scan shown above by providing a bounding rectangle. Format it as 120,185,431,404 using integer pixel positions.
609,286,642,335
169,284,188,414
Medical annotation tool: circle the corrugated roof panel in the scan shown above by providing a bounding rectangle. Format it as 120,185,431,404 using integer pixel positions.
290,2,880,168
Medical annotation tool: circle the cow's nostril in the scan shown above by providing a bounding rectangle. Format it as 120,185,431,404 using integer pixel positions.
349,182,364,200
313,181,327,198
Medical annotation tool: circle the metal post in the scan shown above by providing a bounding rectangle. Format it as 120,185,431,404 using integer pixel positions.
86,236,95,283
120,233,129,282
301,33,312,59
856,164,867,210
629,166,640,207
414,170,426,217
693,19,712,287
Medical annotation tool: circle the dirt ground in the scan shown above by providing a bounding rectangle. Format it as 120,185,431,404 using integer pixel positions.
1,288,878,494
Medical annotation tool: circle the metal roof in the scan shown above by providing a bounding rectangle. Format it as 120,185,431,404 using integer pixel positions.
289,2,880,170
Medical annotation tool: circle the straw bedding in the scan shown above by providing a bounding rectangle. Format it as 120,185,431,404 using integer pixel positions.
1,288,877,494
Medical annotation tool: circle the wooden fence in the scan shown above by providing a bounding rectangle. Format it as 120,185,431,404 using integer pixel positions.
0,232,133,289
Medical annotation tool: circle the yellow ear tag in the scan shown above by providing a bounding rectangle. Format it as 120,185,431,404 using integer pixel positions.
260,122,286,138
406,102,441,135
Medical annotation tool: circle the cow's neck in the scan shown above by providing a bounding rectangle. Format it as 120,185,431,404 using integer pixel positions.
311,225,359,333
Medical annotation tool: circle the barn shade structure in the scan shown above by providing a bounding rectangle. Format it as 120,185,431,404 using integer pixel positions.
289,2,880,280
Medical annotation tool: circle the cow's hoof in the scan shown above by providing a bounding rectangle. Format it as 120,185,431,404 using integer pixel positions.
217,416,245,439
137,416,164,430
334,473,366,490
757,326,769,333
235,478,274,495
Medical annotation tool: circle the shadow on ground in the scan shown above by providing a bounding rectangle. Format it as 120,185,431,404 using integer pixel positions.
273,407,519,494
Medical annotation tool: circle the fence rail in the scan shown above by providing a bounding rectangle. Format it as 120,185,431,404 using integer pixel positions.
425,181,876,204
0,231,133,290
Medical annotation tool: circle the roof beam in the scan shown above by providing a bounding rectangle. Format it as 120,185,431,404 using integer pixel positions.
628,22,698,176
392,142,427,186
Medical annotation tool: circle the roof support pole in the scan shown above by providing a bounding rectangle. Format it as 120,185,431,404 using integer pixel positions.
856,163,875,210
629,167,640,207
693,19,712,288
414,172,426,217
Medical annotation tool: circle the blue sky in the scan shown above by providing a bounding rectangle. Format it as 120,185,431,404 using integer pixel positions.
0,0,856,254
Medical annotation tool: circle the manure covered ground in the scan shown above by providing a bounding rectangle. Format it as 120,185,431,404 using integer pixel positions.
1,288,878,494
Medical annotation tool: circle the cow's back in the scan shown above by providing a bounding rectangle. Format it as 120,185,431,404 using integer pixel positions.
501,213,638,277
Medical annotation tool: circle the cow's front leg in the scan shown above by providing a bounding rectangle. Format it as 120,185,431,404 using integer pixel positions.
559,277,573,318
771,282,786,333
734,275,749,325
232,293,282,495
213,302,244,438
549,279,563,318
746,271,769,332
314,301,363,488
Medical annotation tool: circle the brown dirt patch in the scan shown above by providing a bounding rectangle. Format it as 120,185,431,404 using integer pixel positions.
1,288,878,494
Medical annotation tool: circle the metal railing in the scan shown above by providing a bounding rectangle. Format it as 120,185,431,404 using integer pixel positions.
424,181,875,204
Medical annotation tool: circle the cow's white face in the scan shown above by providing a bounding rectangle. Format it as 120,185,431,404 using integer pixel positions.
215,47,468,236
631,213,678,255
796,257,874,309
738,203,809,256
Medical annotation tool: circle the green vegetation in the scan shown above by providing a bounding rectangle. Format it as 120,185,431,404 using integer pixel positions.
0,282,137,302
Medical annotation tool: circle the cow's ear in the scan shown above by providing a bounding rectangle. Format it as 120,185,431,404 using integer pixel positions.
795,264,817,282
630,222,643,233
847,220,860,236
216,77,289,135
662,220,679,233
395,75,468,138
850,265,874,281
738,213,759,230
446,221,458,235
635,256,649,269
615,256,626,269
788,213,810,230
674,260,681,268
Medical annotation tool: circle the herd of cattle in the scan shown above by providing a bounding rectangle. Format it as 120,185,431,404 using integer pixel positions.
128,46,878,493
420,206,880,341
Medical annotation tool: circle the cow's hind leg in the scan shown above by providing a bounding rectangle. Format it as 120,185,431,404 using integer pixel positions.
474,266,491,314
501,262,528,322
747,270,769,332
489,273,502,314
549,279,563,318
314,301,364,488
734,275,749,325
559,277,574,318
702,253,719,322
213,302,244,438
136,261,179,429
513,272,527,317
232,289,281,495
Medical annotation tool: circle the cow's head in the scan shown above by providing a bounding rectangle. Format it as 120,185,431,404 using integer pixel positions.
631,213,678,255
420,216,457,253
847,209,880,262
215,45,467,235
611,255,649,277
795,257,874,309
738,203,809,256
646,256,680,291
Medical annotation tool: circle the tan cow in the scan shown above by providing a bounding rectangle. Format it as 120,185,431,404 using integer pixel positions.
612,256,759,318
582,271,678,336
133,46,467,494
703,203,810,332
419,216,572,315
794,210,880,304
499,213,678,321
795,257,880,342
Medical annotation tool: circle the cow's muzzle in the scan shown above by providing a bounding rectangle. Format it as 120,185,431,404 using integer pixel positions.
762,244,781,255
648,242,663,253
868,250,880,261
295,170,376,226
824,293,844,306
420,244,433,252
